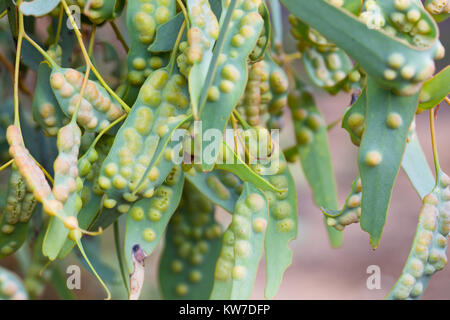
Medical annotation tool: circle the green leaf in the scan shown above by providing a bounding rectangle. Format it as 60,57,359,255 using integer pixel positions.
20,0,60,17
209,0,222,19
418,66,450,111
402,131,435,199
242,141,298,299
198,0,263,171
342,0,363,15
159,182,222,299
43,123,82,260
49,67,125,133
210,182,268,299
99,67,189,208
148,13,185,53
342,91,433,200
358,77,419,248
263,152,298,299
281,0,441,96
58,136,114,259
124,167,184,275
288,78,342,247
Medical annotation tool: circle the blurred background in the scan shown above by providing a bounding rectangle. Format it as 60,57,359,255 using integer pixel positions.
0,2,449,300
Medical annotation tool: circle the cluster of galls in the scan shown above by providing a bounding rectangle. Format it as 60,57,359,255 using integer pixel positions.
127,0,174,88
245,127,296,235
50,69,125,132
214,191,267,284
237,56,289,130
360,0,444,95
98,69,189,208
390,174,450,299
326,178,362,231
0,165,36,256
288,87,327,147
289,15,361,92
177,0,219,78
129,165,183,244
168,189,222,297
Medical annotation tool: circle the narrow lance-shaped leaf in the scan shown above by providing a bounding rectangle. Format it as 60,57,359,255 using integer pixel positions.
241,128,298,299
387,171,450,300
186,0,219,116
199,0,263,171
159,182,222,299
210,182,269,299
43,122,83,260
58,136,114,259
262,149,298,299
49,67,126,133
358,77,419,248
402,131,435,199
343,91,434,200
288,78,343,247
98,67,190,210
268,0,282,46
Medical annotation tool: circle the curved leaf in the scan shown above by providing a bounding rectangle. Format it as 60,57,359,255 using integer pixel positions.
358,77,419,248
418,66,450,111
288,78,343,247
210,182,268,299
